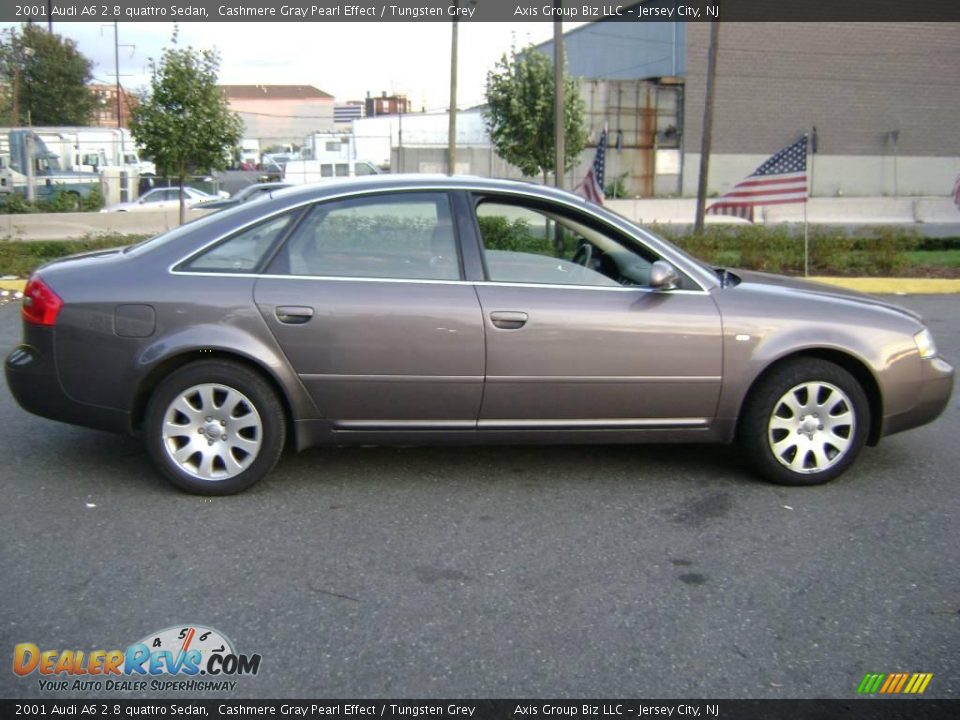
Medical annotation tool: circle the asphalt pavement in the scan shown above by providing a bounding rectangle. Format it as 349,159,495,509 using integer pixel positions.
0,295,957,700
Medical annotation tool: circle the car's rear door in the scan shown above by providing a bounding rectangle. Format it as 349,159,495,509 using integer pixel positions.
253,190,485,429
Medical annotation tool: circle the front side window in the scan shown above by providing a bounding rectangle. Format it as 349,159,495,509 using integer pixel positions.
272,192,459,281
475,199,663,288
179,212,298,273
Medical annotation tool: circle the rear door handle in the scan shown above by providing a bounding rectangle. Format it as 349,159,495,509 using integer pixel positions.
276,306,314,324
490,311,528,330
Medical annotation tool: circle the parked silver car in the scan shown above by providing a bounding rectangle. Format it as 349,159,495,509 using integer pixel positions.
5,177,953,494
101,186,225,213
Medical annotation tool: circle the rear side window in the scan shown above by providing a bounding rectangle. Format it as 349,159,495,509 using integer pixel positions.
272,192,459,281
179,212,297,273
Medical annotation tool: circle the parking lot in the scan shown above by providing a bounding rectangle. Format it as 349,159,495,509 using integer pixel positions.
1,294,957,700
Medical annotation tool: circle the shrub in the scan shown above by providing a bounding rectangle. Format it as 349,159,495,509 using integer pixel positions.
0,192,37,214
0,233,148,277
604,175,629,200
860,226,919,274
1,186,104,214
81,185,105,212
39,190,83,213
478,215,553,255
652,223,918,276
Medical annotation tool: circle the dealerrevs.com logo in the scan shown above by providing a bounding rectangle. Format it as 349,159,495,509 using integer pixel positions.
13,625,261,693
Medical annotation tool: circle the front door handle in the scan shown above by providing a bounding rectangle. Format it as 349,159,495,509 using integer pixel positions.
490,311,528,330
276,306,314,324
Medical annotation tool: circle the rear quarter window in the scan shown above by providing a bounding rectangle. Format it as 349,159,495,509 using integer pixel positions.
177,212,297,273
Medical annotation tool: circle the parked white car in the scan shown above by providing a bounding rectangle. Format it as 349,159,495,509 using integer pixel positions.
101,187,224,213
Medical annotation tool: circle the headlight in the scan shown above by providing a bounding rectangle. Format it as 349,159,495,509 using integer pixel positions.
914,328,938,359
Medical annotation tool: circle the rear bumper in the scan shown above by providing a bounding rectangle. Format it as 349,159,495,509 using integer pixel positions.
5,340,130,435
883,356,954,438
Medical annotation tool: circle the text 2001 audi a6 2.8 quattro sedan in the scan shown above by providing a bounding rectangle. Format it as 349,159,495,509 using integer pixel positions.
5,177,954,494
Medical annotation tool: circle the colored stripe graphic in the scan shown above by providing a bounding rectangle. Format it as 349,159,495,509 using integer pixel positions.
858,672,932,694
905,674,934,694
857,674,885,694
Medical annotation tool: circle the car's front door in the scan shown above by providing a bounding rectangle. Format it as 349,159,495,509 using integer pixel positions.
253,191,485,429
470,197,723,429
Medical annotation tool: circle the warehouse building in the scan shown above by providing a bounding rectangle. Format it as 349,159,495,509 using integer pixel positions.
537,17,960,197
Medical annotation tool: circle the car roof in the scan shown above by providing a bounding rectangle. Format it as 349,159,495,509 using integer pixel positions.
266,174,600,208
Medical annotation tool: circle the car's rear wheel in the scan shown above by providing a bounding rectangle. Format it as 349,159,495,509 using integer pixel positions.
145,361,285,494
739,358,870,486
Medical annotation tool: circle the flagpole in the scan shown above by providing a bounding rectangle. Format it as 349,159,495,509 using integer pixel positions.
804,130,814,277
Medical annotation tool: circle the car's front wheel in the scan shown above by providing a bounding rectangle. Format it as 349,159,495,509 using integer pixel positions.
145,361,286,494
739,358,870,486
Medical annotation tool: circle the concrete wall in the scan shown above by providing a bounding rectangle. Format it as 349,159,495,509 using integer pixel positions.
0,208,213,241
3,199,957,242
231,98,335,145
607,196,960,227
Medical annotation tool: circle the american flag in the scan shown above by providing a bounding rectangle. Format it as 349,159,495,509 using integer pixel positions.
575,129,607,205
952,173,960,210
706,136,808,222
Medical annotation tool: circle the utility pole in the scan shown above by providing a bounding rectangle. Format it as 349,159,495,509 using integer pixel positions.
448,15,458,175
397,103,403,173
114,21,125,158
553,12,564,189
694,21,720,234
12,62,20,126
25,132,35,203
114,22,122,128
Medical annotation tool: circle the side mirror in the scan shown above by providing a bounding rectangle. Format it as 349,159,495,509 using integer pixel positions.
649,260,680,291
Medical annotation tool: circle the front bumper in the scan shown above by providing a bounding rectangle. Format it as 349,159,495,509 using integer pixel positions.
5,337,130,435
882,355,955,438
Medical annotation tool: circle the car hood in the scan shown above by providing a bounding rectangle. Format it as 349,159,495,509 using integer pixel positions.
729,269,923,322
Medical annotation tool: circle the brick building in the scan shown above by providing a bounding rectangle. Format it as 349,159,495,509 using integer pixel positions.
91,84,138,128
221,85,335,146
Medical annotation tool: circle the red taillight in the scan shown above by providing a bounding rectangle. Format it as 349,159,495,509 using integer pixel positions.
22,275,63,326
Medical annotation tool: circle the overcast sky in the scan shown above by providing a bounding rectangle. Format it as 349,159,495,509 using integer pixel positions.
1,21,586,111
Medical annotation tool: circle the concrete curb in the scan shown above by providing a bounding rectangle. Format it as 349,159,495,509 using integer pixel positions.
807,277,960,294
2,277,959,295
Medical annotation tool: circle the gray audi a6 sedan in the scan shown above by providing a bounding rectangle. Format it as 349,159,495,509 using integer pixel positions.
5,176,954,494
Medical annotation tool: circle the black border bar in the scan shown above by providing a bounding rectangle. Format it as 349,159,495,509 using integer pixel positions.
3,700,960,719
2,0,960,23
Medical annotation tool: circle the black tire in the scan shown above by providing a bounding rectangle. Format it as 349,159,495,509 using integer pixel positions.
145,360,286,495
739,358,870,486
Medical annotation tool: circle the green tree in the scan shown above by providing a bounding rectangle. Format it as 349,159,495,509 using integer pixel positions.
484,45,586,184
0,25,97,125
130,31,242,223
